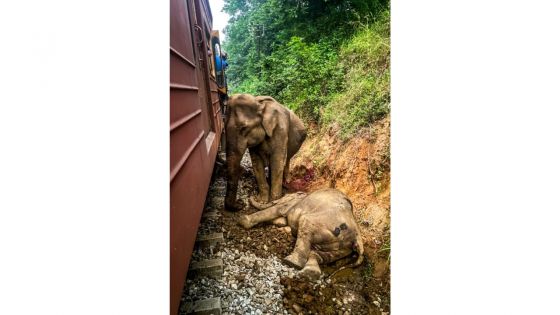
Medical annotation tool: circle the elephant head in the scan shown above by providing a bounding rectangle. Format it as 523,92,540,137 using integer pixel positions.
225,94,272,211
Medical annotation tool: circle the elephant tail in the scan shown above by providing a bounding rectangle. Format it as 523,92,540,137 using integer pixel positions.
352,235,365,268
342,194,364,268
345,235,365,269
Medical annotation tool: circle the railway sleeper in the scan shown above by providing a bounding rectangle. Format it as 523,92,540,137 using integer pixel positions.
195,232,224,248
202,210,221,221
184,297,222,315
187,258,223,280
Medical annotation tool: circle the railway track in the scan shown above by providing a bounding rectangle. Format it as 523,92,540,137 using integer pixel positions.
179,152,298,315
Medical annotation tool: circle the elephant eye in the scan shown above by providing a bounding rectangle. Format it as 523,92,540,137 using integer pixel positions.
333,227,341,237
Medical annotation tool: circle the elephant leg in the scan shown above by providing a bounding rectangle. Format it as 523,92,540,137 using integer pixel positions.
249,148,269,203
237,204,284,229
299,252,322,281
284,236,310,269
283,157,291,185
240,195,302,229
283,218,312,269
270,149,287,201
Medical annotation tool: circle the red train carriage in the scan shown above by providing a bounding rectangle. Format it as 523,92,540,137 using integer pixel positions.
170,0,226,313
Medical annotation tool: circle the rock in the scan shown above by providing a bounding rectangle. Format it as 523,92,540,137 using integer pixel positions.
373,300,381,307
303,294,313,303
292,303,302,313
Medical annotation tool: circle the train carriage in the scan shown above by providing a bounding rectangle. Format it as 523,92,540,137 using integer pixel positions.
170,0,227,313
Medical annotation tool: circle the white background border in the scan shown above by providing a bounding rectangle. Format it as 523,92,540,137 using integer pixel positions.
1,0,559,314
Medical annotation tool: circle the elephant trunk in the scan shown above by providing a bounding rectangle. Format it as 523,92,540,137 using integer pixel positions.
249,192,307,210
224,125,246,212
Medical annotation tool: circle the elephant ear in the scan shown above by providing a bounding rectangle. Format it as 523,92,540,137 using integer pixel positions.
256,96,278,137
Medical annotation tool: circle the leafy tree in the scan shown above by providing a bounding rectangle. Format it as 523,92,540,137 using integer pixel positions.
222,0,390,136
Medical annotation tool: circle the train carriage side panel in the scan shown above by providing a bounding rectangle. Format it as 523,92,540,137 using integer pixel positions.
170,0,222,313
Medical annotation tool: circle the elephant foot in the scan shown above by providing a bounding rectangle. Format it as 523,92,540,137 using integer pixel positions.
271,191,283,201
225,198,245,212
257,192,270,203
237,215,253,229
278,226,292,234
283,252,306,270
271,217,287,227
300,265,321,281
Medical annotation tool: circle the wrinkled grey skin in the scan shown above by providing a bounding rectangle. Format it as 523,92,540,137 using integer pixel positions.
225,94,307,212
238,188,364,280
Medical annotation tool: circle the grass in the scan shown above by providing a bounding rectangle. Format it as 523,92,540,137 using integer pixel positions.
377,224,391,263
321,10,390,140
378,242,391,264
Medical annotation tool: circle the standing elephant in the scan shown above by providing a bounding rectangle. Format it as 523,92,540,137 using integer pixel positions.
224,94,307,212
238,188,364,280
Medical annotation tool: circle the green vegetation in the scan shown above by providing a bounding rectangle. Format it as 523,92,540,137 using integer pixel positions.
362,258,374,280
378,224,391,263
223,0,390,138
378,240,391,263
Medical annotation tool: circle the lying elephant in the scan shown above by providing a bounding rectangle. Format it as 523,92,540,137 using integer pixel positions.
238,188,364,280
224,94,307,212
